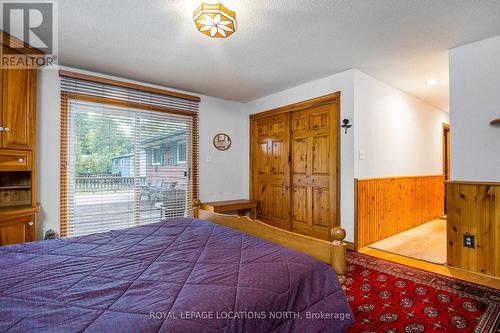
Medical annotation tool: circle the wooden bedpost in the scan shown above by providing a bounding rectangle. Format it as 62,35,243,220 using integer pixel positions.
193,199,202,218
331,226,347,287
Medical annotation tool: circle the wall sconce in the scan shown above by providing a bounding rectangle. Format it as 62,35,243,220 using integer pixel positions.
341,119,352,134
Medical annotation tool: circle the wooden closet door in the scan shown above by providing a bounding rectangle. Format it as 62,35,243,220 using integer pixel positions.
1,66,36,150
291,103,338,240
251,113,291,230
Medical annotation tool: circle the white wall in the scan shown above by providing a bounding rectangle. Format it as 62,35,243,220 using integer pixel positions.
36,67,248,239
354,70,449,179
449,35,500,182
37,66,448,243
247,70,356,242
246,69,448,243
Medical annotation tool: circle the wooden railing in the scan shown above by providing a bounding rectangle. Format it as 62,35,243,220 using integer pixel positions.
75,176,146,192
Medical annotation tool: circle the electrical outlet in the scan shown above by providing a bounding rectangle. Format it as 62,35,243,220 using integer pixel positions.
463,234,475,248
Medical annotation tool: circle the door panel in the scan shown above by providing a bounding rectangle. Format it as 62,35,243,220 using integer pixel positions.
257,143,269,174
271,141,285,174
291,104,338,240
250,97,339,240
311,111,329,130
251,114,291,230
292,113,308,131
2,68,36,150
312,187,330,228
312,135,329,174
292,186,308,223
292,137,307,174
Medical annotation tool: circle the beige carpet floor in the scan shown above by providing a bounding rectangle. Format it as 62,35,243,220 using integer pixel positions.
369,218,447,264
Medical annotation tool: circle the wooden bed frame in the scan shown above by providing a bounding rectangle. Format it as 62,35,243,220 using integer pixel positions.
193,200,348,285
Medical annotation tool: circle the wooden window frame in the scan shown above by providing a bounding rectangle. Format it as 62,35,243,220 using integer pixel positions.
60,92,199,237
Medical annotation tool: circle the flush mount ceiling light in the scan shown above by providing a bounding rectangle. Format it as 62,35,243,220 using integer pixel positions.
193,3,237,38
426,78,439,86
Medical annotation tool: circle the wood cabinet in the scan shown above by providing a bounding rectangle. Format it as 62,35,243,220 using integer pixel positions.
250,93,340,241
0,211,36,245
0,35,39,245
1,67,36,150
0,149,32,171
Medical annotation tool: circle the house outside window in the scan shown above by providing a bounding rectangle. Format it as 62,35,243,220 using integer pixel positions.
177,141,187,163
152,147,163,166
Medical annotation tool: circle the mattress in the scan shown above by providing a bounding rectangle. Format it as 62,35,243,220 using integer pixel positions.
0,218,353,332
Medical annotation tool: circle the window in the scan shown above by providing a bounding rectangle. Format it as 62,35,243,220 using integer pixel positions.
177,141,187,163
152,148,163,166
60,72,199,237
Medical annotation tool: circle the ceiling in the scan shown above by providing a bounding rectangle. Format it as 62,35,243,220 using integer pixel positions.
59,0,500,111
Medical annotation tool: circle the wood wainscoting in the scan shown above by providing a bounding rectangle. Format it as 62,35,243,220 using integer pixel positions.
355,175,445,249
446,181,500,277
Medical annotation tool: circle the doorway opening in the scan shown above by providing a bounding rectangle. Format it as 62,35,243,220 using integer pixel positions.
358,124,450,265
442,123,450,213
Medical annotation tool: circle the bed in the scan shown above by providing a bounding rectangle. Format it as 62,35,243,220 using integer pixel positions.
0,201,354,333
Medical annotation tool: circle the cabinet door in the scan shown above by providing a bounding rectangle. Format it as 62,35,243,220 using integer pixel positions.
0,215,35,245
250,114,291,231
291,104,339,240
1,67,36,150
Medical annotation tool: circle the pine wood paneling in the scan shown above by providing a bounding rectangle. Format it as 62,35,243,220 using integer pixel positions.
355,175,445,249
446,181,500,277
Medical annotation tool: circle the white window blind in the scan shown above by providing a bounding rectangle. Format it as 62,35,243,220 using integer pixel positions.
60,73,199,237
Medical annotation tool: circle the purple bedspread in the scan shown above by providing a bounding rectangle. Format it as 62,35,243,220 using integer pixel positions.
0,218,353,333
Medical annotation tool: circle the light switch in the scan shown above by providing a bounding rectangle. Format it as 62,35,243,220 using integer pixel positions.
359,149,367,160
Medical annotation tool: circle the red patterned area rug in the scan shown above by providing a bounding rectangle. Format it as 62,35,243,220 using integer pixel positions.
345,252,500,333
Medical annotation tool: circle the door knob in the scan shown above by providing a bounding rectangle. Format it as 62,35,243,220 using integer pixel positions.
27,222,34,226
3,127,10,132
17,158,24,163
0,127,3,132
